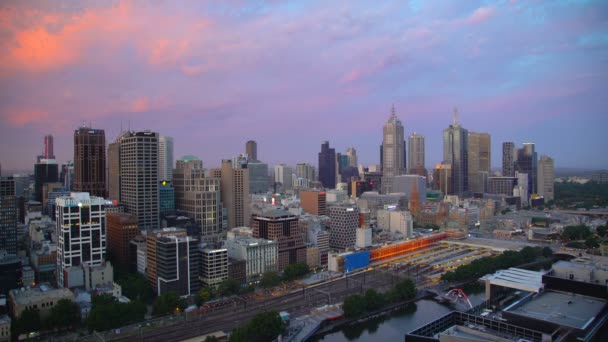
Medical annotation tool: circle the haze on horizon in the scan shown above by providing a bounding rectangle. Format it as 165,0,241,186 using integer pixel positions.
0,0,607,172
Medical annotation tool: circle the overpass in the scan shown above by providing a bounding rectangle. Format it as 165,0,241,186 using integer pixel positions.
556,210,608,217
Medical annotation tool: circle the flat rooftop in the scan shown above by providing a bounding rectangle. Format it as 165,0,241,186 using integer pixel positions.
443,237,536,252
506,291,606,330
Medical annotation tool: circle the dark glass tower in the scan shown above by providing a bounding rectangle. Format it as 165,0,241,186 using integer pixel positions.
515,143,538,195
443,109,469,196
318,141,336,189
73,127,106,197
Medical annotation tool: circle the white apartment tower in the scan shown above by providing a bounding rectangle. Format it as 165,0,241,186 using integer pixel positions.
158,136,174,181
55,192,106,288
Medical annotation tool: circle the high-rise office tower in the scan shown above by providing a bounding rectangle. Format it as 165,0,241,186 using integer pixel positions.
274,164,293,191
55,192,106,288
174,158,224,242
158,136,174,182
156,234,200,296
381,105,406,193
217,160,250,229
119,131,159,231
346,147,358,168
107,136,122,201
515,143,538,196
407,133,426,177
73,127,106,197
296,163,316,187
318,141,336,189
251,211,306,271
246,140,258,161
0,177,17,255
443,109,469,196
159,180,175,215
106,212,139,272
502,142,516,177
468,132,491,194
247,160,269,194
44,134,55,159
34,159,59,202
328,205,360,250
538,155,555,202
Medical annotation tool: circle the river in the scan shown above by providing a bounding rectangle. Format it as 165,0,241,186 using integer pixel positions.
311,291,486,342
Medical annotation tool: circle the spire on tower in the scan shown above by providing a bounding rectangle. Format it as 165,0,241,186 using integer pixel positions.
391,103,396,117
453,107,459,125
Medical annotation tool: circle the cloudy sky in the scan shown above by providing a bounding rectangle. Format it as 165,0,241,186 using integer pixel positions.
1,0,607,172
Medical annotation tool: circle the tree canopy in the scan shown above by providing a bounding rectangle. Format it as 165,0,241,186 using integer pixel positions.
87,293,146,332
229,311,285,342
282,262,310,281
153,292,186,317
259,271,281,288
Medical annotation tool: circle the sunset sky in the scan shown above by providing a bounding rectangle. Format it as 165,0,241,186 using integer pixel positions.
1,0,607,172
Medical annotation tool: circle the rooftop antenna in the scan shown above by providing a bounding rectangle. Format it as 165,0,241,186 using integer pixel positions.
391,103,396,117
453,107,459,125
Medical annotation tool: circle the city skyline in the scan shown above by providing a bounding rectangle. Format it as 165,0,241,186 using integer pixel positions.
1,1,607,171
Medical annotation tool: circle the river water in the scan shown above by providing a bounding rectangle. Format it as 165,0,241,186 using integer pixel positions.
311,292,486,342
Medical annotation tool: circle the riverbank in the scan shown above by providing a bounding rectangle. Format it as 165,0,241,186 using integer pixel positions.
310,291,432,338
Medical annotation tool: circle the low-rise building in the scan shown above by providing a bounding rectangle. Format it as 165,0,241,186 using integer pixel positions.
225,237,278,281
0,315,10,342
9,286,74,319
200,248,228,289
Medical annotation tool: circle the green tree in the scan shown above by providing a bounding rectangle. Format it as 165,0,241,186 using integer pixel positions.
87,294,146,332
218,278,240,297
561,225,592,241
118,273,153,303
13,307,41,336
228,311,285,342
204,336,219,342
153,292,186,317
364,289,385,311
597,225,607,237
542,246,554,258
282,262,310,281
45,299,81,331
585,235,600,248
259,271,281,288
196,287,215,306
342,294,367,318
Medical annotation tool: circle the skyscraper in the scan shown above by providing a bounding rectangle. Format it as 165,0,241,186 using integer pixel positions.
106,212,139,272
246,140,258,161
502,142,516,177
538,155,555,202
119,131,159,231
73,127,106,197
44,134,55,159
381,105,406,193
468,132,491,194
55,192,107,288
0,177,17,255
407,133,426,177
158,136,174,181
217,160,250,229
34,159,59,202
274,164,293,191
173,158,224,242
443,109,469,196
318,141,336,189
107,136,122,201
296,163,316,188
346,147,358,168
515,143,538,196
328,205,359,250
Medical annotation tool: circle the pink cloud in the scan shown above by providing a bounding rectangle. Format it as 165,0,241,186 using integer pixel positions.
466,6,496,25
131,97,149,113
4,109,50,127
